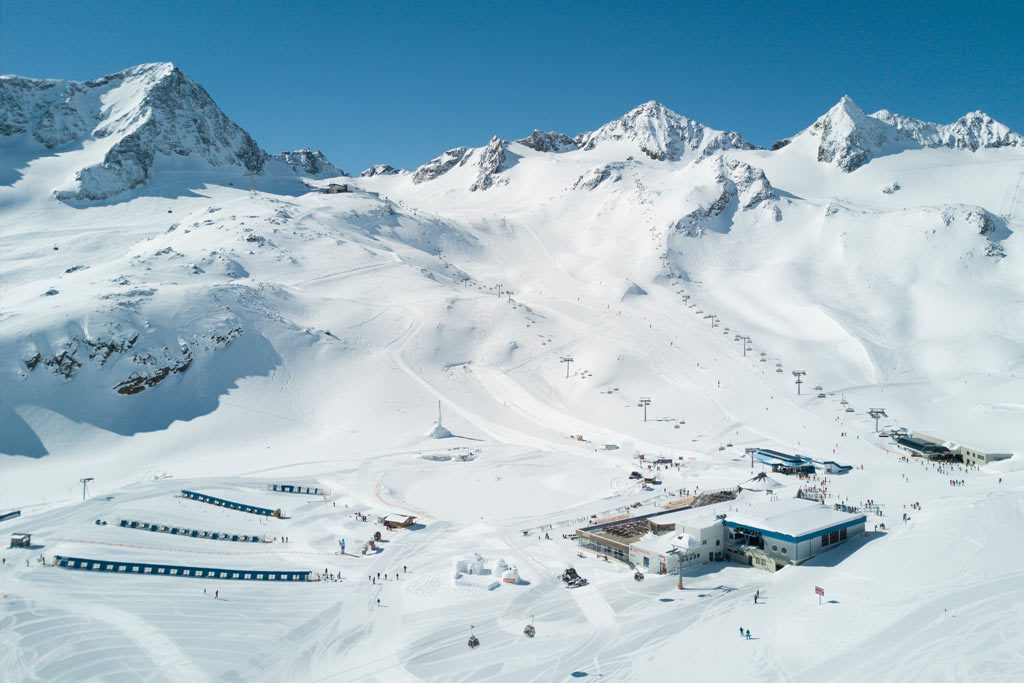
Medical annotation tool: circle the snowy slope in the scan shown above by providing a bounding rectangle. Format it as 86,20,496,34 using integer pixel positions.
2,64,1024,683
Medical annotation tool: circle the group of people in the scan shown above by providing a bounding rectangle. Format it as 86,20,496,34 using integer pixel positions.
369,565,409,585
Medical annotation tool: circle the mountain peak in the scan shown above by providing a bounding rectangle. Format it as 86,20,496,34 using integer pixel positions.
808,95,909,172
576,100,752,161
278,148,344,178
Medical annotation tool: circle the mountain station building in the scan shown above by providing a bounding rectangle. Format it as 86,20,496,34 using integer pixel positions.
577,495,865,573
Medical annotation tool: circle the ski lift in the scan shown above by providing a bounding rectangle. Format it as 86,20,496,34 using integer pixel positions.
775,366,784,373
840,397,849,406
817,392,826,399
524,616,536,638
845,406,855,413
468,626,480,649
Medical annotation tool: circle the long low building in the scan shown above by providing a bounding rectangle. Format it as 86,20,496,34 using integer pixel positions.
577,495,866,573
909,432,1014,466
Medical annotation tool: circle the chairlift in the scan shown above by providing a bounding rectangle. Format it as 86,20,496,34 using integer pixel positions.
817,392,826,399
840,397,849,405
845,407,855,413
775,367,783,373
524,615,536,638
468,626,480,649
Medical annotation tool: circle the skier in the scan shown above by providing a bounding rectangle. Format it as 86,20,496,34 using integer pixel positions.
376,598,381,607
754,590,759,604
745,629,751,640
214,590,219,599
739,626,744,637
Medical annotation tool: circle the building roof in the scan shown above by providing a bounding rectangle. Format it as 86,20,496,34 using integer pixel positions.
631,531,701,556
739,472,785,491
383,514,416,524
723,497,865,542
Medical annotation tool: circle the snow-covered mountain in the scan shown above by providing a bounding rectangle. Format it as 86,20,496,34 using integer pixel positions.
797,95,1023,172
0,62,341,201
574,100,754,161
3,62,1024,683
872,108,1024,151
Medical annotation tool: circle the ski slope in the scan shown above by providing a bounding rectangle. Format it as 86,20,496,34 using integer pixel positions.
2,74,1024,681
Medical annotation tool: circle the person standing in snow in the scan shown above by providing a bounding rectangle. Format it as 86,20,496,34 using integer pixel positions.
745,629,751,639
739,626,744,637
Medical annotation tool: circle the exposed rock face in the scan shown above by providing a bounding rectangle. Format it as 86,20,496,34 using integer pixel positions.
872,109,1024,151
941,205,1009,257
571,163,625,191
810,96,910,172
516,130,578,152
469,137,513,191
412,147,471,183
801,97,1023,173
360,163,402,177
671,157,779,237
575,100,753,161
3,62,273,200
278,149,343,177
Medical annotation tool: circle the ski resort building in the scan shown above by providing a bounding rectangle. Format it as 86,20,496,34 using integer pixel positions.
746,448,853,475
723,497,866,570
577,496,865,573
908,432,1013,466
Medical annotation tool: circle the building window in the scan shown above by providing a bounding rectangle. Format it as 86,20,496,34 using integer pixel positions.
840,528,847,540
781,547,787,554
643,557,649,568
771,545,778,551
716,539,720,546
821,533,831,547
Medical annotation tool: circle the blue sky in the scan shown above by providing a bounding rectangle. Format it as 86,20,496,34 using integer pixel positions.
3,1,1022,172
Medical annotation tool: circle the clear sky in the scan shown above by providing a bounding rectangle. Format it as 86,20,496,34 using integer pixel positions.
2,0,1022,172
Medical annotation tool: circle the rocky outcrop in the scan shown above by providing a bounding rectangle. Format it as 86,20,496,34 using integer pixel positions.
469,137,513,191
360,163,402,177
412,147,471,183
571,163,625,191
278,148,343,177
516,130,577,153
671,158,779,237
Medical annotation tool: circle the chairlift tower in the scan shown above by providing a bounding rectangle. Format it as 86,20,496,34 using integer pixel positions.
868,408,888,432
80,477,94,501
560,355,574,379
244,170,258,198
737,335,751,356
638,397,652,422
792,370,806,395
